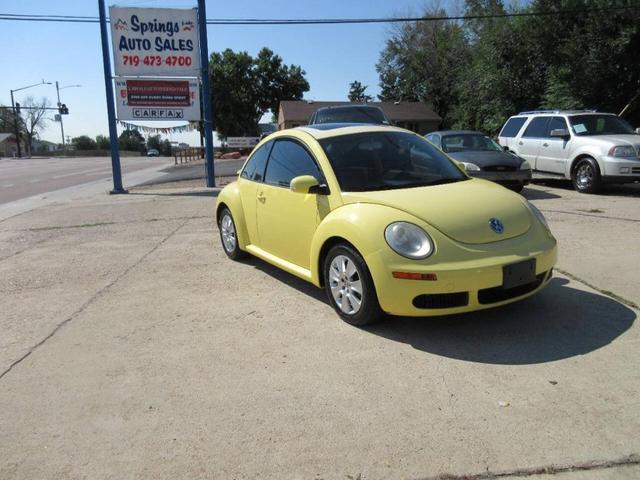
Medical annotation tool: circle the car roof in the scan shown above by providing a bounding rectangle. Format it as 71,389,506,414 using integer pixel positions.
290,124,409,140
429,130,486,136
515,110,614,117
315,104,383,112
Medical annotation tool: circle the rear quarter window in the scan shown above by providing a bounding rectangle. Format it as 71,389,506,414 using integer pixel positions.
499,117,527,138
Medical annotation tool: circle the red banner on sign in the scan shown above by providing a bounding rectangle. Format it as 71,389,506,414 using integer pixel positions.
125,80,191,107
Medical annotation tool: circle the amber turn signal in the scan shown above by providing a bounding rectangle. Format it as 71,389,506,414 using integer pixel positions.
392,271,438,281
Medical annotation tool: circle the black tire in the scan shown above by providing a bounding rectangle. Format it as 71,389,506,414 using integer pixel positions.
571,157,602,194
508,182,525,193
218,208,246,260
323,244,384,326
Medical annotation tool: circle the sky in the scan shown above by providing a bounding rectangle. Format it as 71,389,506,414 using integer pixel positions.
0,0,460,146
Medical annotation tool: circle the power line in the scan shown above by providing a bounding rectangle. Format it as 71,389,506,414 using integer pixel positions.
1,4,639,25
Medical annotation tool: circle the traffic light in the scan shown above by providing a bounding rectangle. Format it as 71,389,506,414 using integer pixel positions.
15,102,20,114
59,104,69,115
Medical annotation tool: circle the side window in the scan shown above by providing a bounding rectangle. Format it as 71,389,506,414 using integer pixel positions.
240,142,271,182
522,117,550,138
499,117,527,138
545,117,568,137
264,139,323,188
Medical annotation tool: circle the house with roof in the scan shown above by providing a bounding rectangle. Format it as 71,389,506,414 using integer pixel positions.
0,133,26,158
278,101,441,135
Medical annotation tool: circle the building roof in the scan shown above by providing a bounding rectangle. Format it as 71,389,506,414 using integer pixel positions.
280,101,441,123
0,133,15,143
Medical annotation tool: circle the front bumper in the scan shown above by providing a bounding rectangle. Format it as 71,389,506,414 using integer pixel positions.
365,230,557,317
601,155,640,181
470,169,532,185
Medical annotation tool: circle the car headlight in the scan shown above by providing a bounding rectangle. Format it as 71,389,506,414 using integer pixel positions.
528,202,550,230
461,162,480,172
384,222,434,259
519,160,532,170
608,145,637,157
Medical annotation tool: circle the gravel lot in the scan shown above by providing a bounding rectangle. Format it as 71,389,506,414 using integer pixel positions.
0,178,638,479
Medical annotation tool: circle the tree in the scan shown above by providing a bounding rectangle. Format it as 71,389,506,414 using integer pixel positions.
146,134,162,151
209,47,310,137
72,135,97,150
95,135,110,150
21,96,50,156
118,129,145,152
160,139,172,156
376,7,469,127
348,81,373,103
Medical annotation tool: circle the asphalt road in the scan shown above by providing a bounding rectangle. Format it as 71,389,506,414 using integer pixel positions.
0,156,173,205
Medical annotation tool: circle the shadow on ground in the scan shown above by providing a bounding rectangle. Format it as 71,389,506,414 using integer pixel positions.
129,190,220,198
521,187,562,200
242,257,636,365
532,179,640,197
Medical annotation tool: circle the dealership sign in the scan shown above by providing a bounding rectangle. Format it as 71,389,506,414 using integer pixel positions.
110,7,200,77
226,137,260,149
114,78,201,121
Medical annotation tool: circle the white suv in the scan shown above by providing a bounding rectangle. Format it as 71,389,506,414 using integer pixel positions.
498,110,640,193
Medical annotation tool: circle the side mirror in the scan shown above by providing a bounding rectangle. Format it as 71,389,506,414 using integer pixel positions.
502,145,510,152
550,128,570,139
635,128,640,134
290,175,320,194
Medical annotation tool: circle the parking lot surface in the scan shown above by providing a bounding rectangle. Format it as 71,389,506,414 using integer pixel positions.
0,179,638,479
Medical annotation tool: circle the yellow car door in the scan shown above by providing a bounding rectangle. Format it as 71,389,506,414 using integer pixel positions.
237,141,273,245
256,138,325,269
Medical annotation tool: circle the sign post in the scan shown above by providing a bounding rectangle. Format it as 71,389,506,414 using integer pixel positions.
197,0,215,187
98,0,125,194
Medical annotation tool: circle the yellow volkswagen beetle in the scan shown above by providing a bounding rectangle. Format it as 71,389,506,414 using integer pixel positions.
216,124,557,326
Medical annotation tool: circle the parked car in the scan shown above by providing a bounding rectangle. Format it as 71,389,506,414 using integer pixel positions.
426,130,531,192
309,104,392,126
216,125,557,326
498,110,640,193
147,148,160,157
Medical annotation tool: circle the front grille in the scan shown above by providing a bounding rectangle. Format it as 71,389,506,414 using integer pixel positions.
632,167,640,174
413,292,469,309
478,272,548,305
483,165,517,172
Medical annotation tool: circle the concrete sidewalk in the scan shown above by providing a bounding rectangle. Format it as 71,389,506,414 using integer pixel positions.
1,182,638,479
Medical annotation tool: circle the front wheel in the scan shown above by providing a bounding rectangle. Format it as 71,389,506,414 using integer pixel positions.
323,244,384,326
218,208,246,260
572,157,602,194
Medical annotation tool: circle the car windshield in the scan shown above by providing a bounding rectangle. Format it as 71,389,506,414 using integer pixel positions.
314,107,390,125
569,115,635,136
441,134,502,153
319,131,468,192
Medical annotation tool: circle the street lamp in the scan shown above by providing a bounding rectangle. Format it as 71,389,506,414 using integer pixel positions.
10,80,52,158
55,82,81,153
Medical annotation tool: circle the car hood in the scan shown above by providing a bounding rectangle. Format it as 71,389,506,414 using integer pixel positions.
446,150,524,167
341,179,531,244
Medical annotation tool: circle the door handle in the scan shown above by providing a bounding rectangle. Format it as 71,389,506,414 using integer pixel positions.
542,143,549,147
257,192,266,203
518,141,524,145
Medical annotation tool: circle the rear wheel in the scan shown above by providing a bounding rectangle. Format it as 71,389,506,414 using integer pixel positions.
323,244,384,326
572,157,602,194
218,208,245,260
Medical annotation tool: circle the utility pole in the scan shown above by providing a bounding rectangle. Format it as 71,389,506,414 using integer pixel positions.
55,82,81,153
56,82,66,153
9,90,20,158
9,80,51,158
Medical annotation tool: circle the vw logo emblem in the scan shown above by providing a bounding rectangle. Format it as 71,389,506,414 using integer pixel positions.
489,218,504,234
